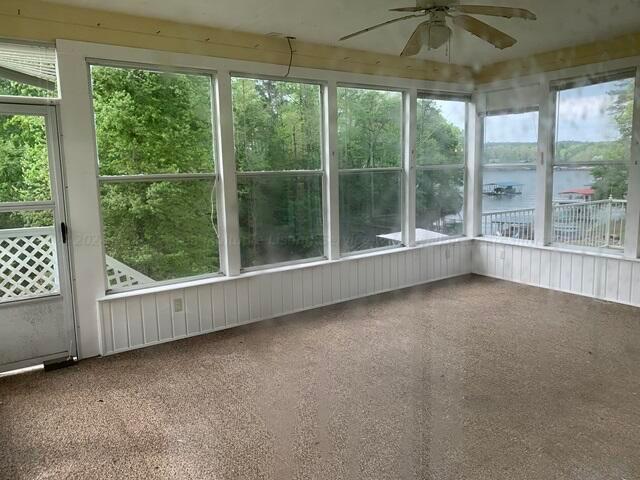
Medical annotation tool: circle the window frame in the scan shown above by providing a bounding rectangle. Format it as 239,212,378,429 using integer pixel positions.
88,60,223,292
549,73,636,252
479,106,540,243
415,92,470,244
337,83,406,257
230,74,327,271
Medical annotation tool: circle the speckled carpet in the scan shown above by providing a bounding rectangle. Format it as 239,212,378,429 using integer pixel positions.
1,275,639,480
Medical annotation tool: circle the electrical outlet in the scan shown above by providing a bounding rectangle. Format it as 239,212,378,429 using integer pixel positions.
173,298,184,313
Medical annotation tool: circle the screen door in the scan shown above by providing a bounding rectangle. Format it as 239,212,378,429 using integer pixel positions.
0,103,75,372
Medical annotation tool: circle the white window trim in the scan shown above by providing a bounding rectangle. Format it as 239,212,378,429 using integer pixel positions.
415,94,470,244
474,104,540,243
336,84,407,256
88,62,222,290
548,73,637,254
230,75,326,269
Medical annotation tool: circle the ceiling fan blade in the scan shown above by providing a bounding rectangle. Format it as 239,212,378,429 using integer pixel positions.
452,14,517,49
340,14,422,41
453,5,536,20
390,7,425,12
401,21,429,56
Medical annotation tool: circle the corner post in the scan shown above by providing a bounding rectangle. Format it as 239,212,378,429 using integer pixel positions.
624,68,640,258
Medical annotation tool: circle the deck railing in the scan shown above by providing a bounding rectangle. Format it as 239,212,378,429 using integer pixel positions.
0,226,152,301
553,199,626,249
482,207,536,241
482,198,627,249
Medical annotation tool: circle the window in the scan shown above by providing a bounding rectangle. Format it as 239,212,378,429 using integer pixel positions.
0,42,57,97
552,76,635,252
232,77,324,268
481,110,539,242
90,65,219,289
0,111,58,301
415,96,466,242
338,86,402,253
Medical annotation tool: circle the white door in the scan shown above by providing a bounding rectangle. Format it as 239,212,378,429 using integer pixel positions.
0,103,75,372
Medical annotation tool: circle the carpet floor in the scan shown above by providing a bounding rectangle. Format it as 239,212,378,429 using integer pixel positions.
1,275,639,479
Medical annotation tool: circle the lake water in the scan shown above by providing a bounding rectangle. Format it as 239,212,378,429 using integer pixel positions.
482,167,594,213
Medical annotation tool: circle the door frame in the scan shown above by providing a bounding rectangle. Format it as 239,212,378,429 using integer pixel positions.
0,101,77,370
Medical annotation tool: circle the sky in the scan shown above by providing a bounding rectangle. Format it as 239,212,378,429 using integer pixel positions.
435,79,631,143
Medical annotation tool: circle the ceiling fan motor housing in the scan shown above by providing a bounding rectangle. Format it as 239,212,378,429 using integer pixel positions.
418,0,458,9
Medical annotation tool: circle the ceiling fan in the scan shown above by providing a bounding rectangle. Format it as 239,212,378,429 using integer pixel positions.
339,0,536,56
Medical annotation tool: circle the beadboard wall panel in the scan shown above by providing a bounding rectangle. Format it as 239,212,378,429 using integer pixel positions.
99,240,472,355
472,240,640,308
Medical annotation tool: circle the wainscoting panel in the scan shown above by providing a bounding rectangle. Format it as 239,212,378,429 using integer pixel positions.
99,240,473,355
472,240,640,308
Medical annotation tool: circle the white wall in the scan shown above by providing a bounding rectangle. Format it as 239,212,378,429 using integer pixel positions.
99,240,472,355
472,239,640,307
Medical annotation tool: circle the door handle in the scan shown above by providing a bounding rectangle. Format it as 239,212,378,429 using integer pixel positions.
60,222,68,244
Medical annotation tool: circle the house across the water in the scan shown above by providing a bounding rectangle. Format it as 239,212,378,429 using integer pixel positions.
558,187,595,202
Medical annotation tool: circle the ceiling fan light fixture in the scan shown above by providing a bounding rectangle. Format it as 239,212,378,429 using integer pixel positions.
426,22,451,50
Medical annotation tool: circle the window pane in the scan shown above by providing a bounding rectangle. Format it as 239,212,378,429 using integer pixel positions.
482,111,538,165
416,98,465,166
232,78,321,172
0,42,57,98
552,165,628,250
0,210,59,302
481,112,539,241
416,168,464,241
339,170,402,253
0,114,51,202
91,65,215,175
555,78,634,164
100,180,219,287
238,174,324,268
338,87,402,169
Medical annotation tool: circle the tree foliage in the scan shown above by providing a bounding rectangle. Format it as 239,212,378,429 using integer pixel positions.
7,69,631,281
91,67,218,280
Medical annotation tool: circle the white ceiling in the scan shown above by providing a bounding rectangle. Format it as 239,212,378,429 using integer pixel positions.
43,0,640,67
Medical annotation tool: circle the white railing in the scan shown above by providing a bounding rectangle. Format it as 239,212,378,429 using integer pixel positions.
481,199,627,249
553,199,626,249
0,226,153,301
482,207,535,241
0,226,59,301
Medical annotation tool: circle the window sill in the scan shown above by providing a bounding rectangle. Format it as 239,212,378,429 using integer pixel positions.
98,237,472,302
475,236,640,263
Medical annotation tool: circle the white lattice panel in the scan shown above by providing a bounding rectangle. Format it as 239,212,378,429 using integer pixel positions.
0,227,59,301
105,255,153,289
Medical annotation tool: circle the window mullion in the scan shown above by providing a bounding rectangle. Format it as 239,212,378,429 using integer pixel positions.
324,81,340,260
403,88,417,247
214,70,242,276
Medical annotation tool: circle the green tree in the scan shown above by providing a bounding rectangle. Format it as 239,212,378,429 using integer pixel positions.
591,80,634,199
415,99,464,234
0,80,52,229
92,66,219,280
